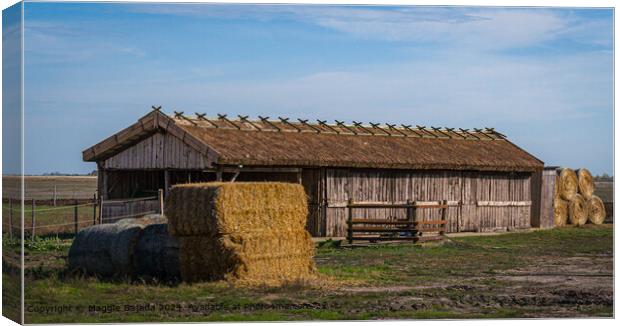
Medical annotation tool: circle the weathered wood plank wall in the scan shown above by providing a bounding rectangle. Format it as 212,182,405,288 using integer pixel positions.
103,132,210,170
318,168,533,237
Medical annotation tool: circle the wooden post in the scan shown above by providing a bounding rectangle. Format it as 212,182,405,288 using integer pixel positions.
31,199,36,240
92,193,97,225
8,198,13,240
74,199,78,234
101,169,109,200
53,184,57,206
164,170,170,196
347,198,353,244
406,199,414,241
99,197,104,224
440,200,447,235
158,189,165,215
216,169,223,182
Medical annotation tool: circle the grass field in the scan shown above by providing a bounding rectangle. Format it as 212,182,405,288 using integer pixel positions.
2,225,612,323
2,203,98,237
3,176,97,200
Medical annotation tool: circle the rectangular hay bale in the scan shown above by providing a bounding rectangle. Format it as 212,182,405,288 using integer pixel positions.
166,182,316,284
166,182,308,236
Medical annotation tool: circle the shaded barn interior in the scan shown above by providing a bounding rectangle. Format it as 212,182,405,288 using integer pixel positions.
83,109,546,237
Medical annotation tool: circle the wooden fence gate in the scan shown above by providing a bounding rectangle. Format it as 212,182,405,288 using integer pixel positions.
346,199,448,244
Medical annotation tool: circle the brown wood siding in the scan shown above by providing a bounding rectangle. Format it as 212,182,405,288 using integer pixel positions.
102,132,210,170
536,169,556,228
321,168,533,237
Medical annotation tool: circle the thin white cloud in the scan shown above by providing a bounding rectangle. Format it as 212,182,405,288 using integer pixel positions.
125,5,607,50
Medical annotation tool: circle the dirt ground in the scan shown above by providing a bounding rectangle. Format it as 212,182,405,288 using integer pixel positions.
3,225,614,322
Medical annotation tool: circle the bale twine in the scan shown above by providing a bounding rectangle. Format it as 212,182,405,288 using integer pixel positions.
68,223,144,277
586,195,606,225
166,182,316,285
576,168,595,200
557,168,578,201
132,223,180,281
553,198,568,227
568,194,588,226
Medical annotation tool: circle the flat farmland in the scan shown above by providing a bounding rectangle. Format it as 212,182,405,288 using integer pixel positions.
4,225,613,323
3,176,97,200
594,181,613,202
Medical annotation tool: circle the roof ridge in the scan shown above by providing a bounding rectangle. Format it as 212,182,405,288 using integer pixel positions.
163,108,505,141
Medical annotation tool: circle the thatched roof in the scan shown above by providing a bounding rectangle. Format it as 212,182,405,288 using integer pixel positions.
83,110,543,172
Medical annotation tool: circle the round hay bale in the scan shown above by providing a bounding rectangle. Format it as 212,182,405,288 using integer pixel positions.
553,198,568,227
577,168,595,199
568,194,588,226
132,223,180,280
557,168,578,201
116,214,168,227
586,195,606,225
68,223,143,277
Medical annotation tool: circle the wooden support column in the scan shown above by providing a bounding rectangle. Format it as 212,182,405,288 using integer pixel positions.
158,189,165,215
216,167,223,182
101,168,109,200
164,170,170,196
347,198,353,244
92,193,97,225
440,200,447,235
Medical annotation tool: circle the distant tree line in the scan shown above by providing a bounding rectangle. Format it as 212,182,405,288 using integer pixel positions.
593,173,613,182
40,170,97,176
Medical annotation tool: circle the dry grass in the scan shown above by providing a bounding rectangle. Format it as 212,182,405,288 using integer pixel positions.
166,182,316,285
577,169,594,200
175,117,543,172
553,198,568,227
586,195,606,225
557,168,578,201
568,194,587,226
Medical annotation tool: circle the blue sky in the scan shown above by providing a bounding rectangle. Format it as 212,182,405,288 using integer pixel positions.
13,2,614,175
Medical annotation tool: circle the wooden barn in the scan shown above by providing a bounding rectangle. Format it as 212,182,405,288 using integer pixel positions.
83,109,548,237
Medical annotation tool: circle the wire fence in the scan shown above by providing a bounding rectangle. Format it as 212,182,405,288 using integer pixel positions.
2,193,163,239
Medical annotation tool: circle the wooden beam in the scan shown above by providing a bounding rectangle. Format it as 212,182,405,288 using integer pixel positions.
298,119,321,133
101,169,108,200
238,115,262,131
206,166,302,173
164,170,170,196
476,201,532,207
401,124,425,138
218,113,241,129
195,113,219,128
317,119,340,134
330,200,460,208
258,116,281,131
386,123,407,137
352,121,375,135
279,117,302,132
335,120,357,135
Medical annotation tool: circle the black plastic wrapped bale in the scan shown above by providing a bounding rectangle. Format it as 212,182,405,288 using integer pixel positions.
68,223,143,277
132,223,180,280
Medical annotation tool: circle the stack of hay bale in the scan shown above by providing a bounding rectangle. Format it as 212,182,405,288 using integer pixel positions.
553,168,606,227
165,182,316,285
